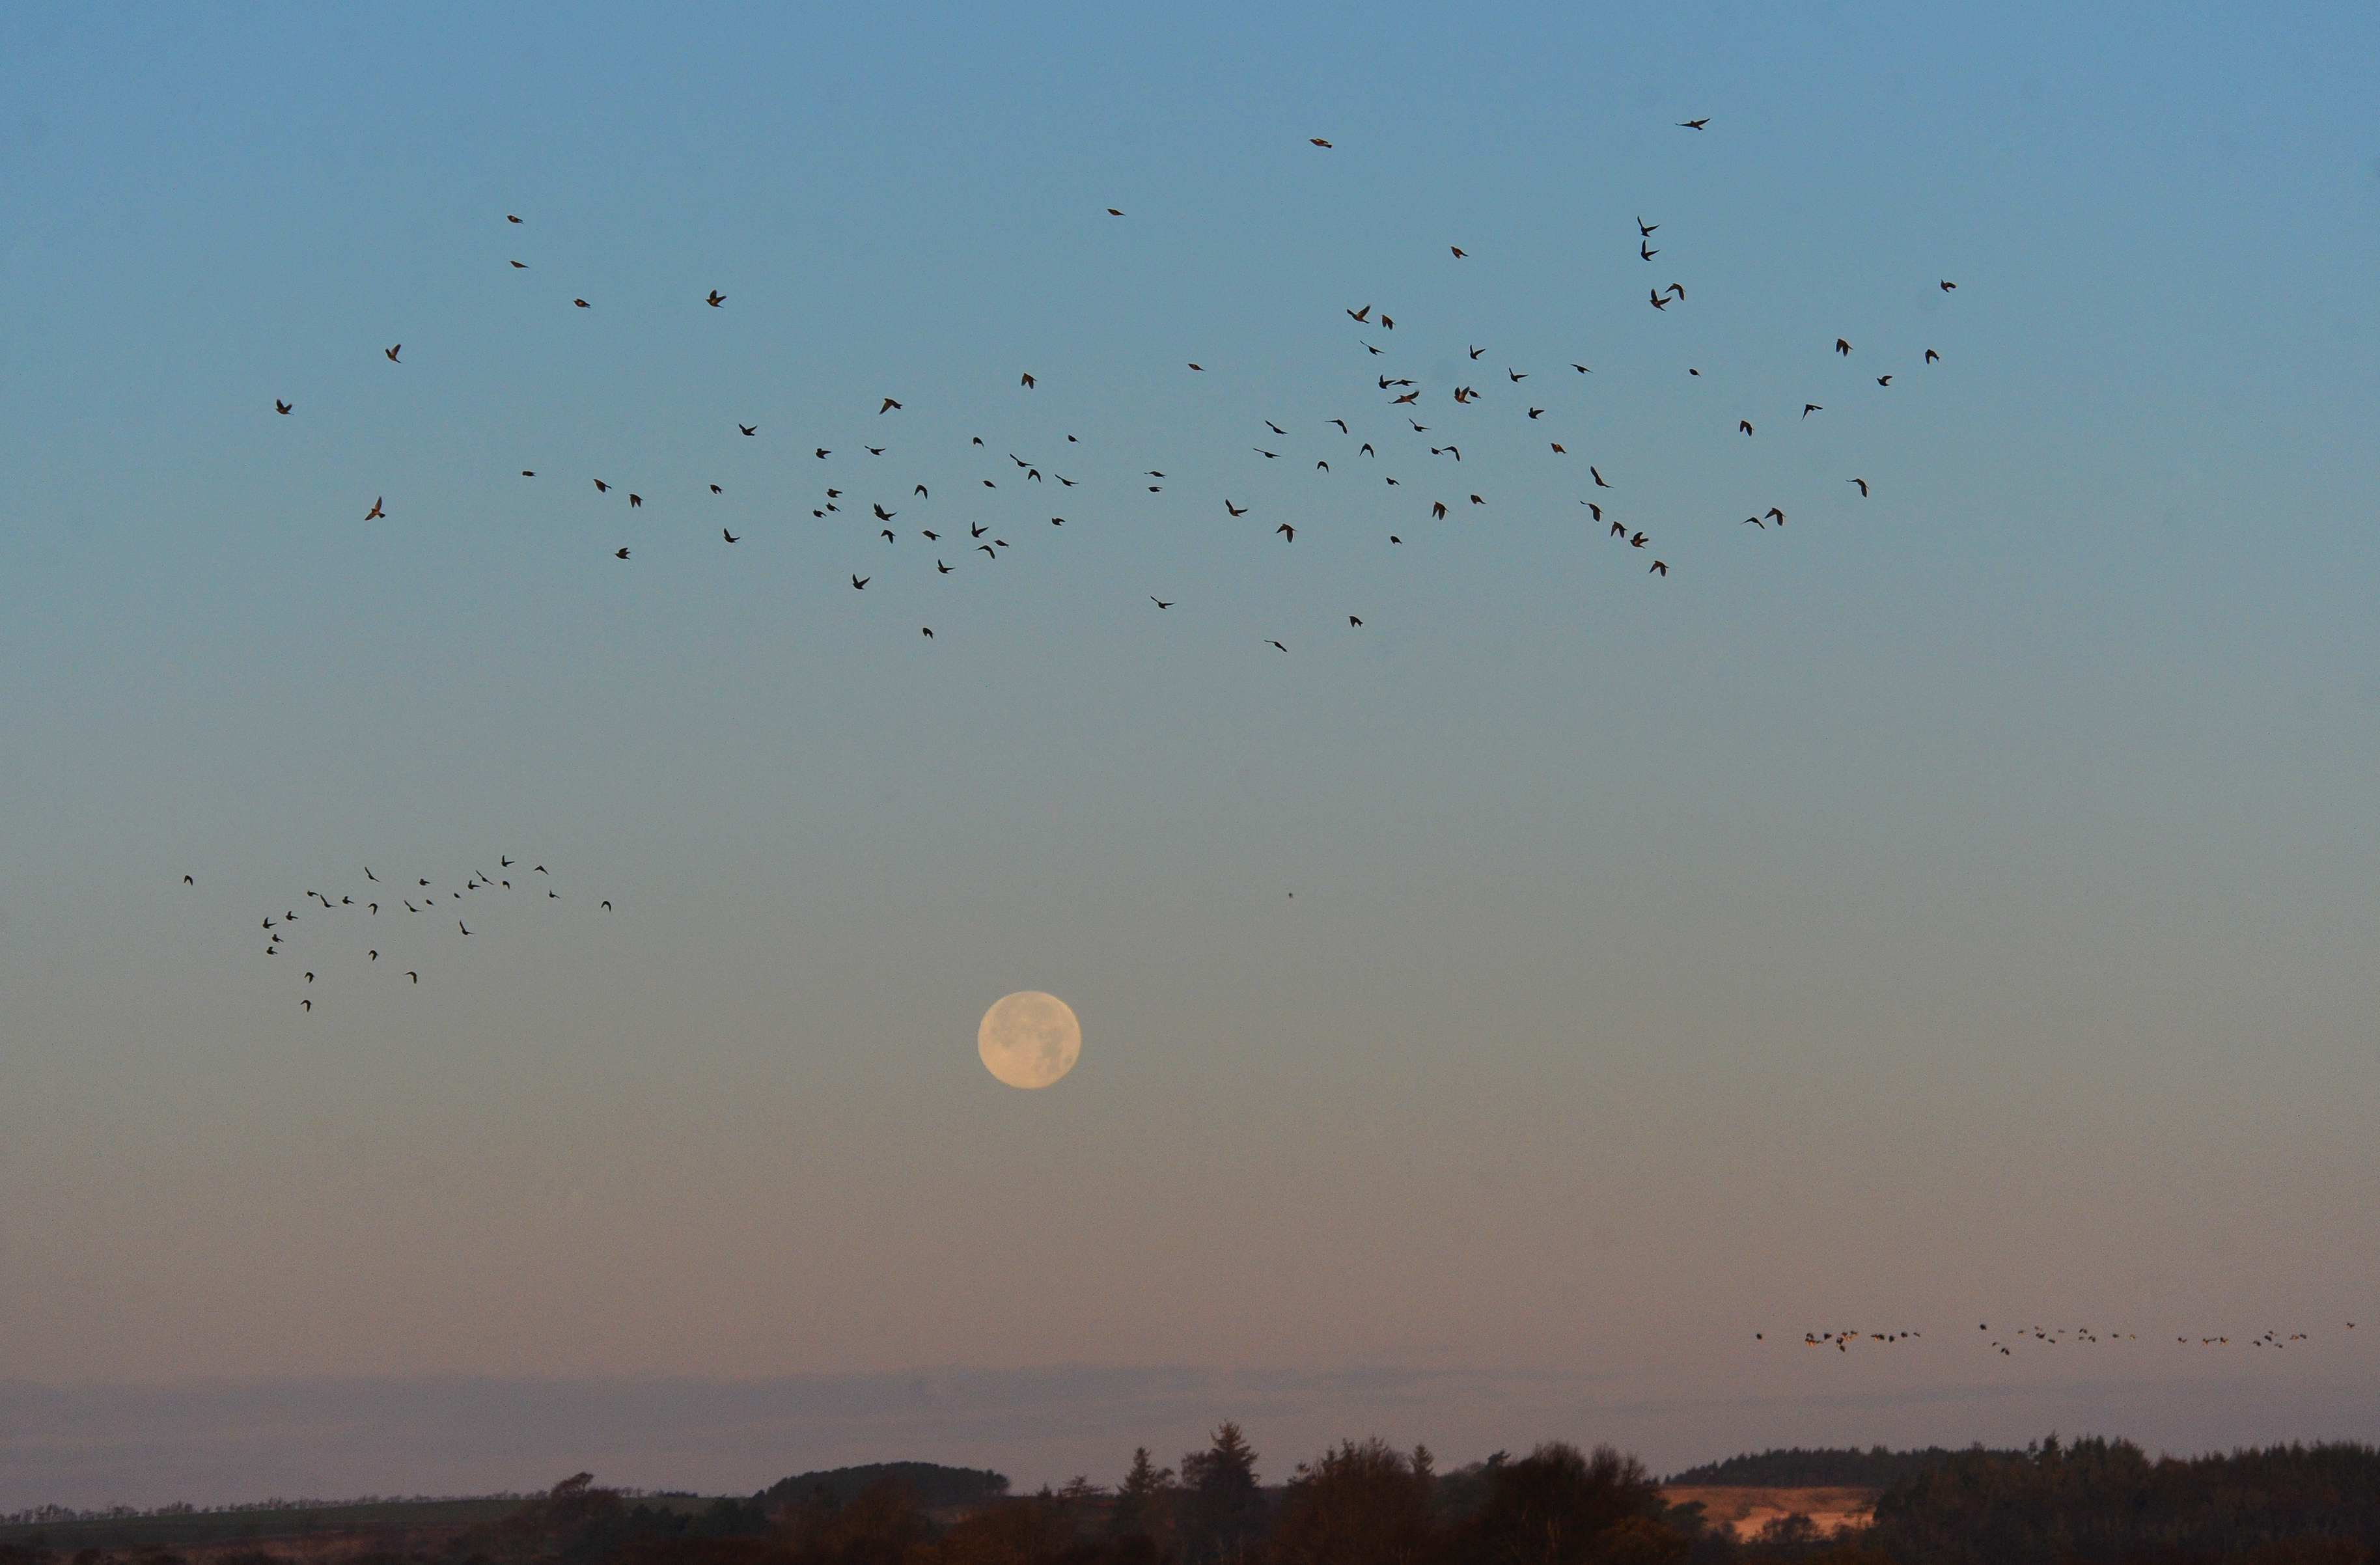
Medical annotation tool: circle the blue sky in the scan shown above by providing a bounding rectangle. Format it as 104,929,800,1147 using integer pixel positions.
2,0,2377,1505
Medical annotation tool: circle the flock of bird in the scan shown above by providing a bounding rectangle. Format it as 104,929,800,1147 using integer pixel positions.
275,120,1960,651
1756,1322,2354,1358
182,858,610,1010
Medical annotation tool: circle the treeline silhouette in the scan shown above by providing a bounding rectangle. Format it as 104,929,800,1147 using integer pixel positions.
760,1469,1010,1514
1667,1448,2016,1490
5,1430,2377,1565
1866,1435,2380,1565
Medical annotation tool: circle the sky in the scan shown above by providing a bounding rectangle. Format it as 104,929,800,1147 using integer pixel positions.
3,0,2378,1509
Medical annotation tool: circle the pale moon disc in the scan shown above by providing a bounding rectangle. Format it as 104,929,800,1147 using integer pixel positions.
977,991,1081,1089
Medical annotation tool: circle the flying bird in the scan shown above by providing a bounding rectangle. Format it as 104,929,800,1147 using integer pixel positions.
1021,372,1035,387
615,547,630,559
706,290,725,307
1848,478,1869,496
1266,639,1288,652
878,398,902,413
1106,208,1122,215
1225,500,1247,516
1649,288,1668,310
506,214,521,223
385,345,401,362
1650,559,1669,574
1940,280,1957,290
594,478,609,492
1637,217,1657,236
1152,597,1173,609
1348,305,1371,322
1740,420,1754,435
364,497,384,519
1310,138,1332,147
739,423,756,436
1573,363,1591,373
1678,118,1708,129
1450,247,1467,258
275,399,292,415
1348,616,1363,626
723,529,739,543
1836,339,1853,355
574,299,589,307
1925,348,1939,363
1877,374,1892,386
1803,404,1822,417
1277,523,1295,541
628,493,641,506
851,575,868,589
1591,466,1611,488
921,627,933,638
712,484,723,493
937,560,952,573
1641,240,1658,260
1188,363,1203,370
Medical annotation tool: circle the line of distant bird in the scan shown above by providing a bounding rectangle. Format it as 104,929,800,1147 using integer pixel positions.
1756,1322,2354,1357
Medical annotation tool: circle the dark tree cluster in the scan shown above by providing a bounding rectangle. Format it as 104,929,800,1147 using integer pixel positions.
1864,1435,2380,1565
11,1432,2374,1565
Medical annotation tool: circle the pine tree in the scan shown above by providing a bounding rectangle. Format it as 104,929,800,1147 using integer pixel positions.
1112,1447,1178,1540
1180,1423,1264,1564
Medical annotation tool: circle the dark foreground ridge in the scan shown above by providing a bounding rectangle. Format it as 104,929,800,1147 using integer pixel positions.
7,1432,2380,1565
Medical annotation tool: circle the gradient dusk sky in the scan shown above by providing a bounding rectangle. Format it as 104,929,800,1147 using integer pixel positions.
3,1,2377,1508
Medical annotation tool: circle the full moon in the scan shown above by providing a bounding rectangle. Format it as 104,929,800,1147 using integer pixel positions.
976,991,1081,1089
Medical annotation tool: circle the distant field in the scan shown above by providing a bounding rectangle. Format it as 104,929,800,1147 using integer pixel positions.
1661,1486,1879,1540
0,1495,726,1553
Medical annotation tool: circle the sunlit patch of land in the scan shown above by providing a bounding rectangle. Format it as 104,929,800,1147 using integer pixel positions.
1659,1486,1877,1540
